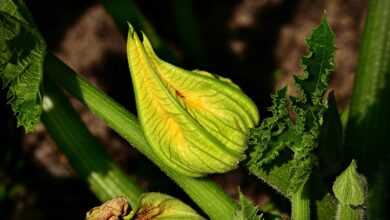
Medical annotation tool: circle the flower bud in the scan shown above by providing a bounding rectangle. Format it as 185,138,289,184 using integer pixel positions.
332,160,366,206
132,192,205,220
332,160,367,220
127,23,260,176
86,197,130,220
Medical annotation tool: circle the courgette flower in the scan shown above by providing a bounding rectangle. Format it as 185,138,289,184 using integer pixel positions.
127,24,259,177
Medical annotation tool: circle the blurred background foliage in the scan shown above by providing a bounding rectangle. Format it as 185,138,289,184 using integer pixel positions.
0,0,367,219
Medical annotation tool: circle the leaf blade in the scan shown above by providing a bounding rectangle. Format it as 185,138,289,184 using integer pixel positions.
0,2,46,132
247,17,336,196
232,192,263,220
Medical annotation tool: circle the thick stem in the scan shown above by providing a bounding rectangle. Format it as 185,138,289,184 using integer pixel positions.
41,81,143,207
291,185,310,220
44,53,238,220
345,0,390,218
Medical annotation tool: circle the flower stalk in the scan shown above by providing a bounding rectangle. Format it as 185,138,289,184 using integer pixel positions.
44,53,238,219
291,183,310,220
41,80,143,207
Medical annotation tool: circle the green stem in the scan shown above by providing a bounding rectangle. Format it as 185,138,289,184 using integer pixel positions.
291,185,310,220
44,53,238,220
345,0,390,218
336,204,362,220
99,0,175,61
41,80,143,207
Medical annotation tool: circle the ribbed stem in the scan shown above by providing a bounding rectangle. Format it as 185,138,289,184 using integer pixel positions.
44,53,238,220
41,81,143,207
291,185,310,220
345,0,390,219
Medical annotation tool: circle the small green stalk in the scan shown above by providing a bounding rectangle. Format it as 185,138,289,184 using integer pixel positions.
44,53,238,220
41,81,143,207
291,184,310,220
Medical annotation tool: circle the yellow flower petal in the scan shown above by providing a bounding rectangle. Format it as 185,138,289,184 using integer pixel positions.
127,24,259,176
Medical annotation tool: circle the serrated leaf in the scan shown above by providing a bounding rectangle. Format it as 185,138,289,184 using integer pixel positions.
247,17,335,196
295,18,335,105
232,192,263,220
0,0,46,132
0,0,34,24
127,24,259,177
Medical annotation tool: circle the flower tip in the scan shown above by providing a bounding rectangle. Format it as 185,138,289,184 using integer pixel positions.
86,197,130,220
350,159,357,168
127,22,135,36
133,193,205,220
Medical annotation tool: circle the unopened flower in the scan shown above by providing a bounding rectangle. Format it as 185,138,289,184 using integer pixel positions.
127,23,259,176
132,192,205,220
86,197,130,220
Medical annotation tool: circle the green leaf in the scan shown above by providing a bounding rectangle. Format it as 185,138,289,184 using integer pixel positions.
295,18,335,105
127,23,259,177
247,88,292,195
247,18,335,196
0,0,34,23
0,0,46,132
232,192,263,220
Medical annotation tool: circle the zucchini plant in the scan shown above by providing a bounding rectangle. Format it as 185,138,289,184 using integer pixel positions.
1,0,388,219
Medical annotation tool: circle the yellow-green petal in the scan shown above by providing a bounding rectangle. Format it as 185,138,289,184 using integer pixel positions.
132,192,205,220
127,23,259,177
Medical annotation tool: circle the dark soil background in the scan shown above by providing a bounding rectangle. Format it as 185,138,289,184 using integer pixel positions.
0,0,367,219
